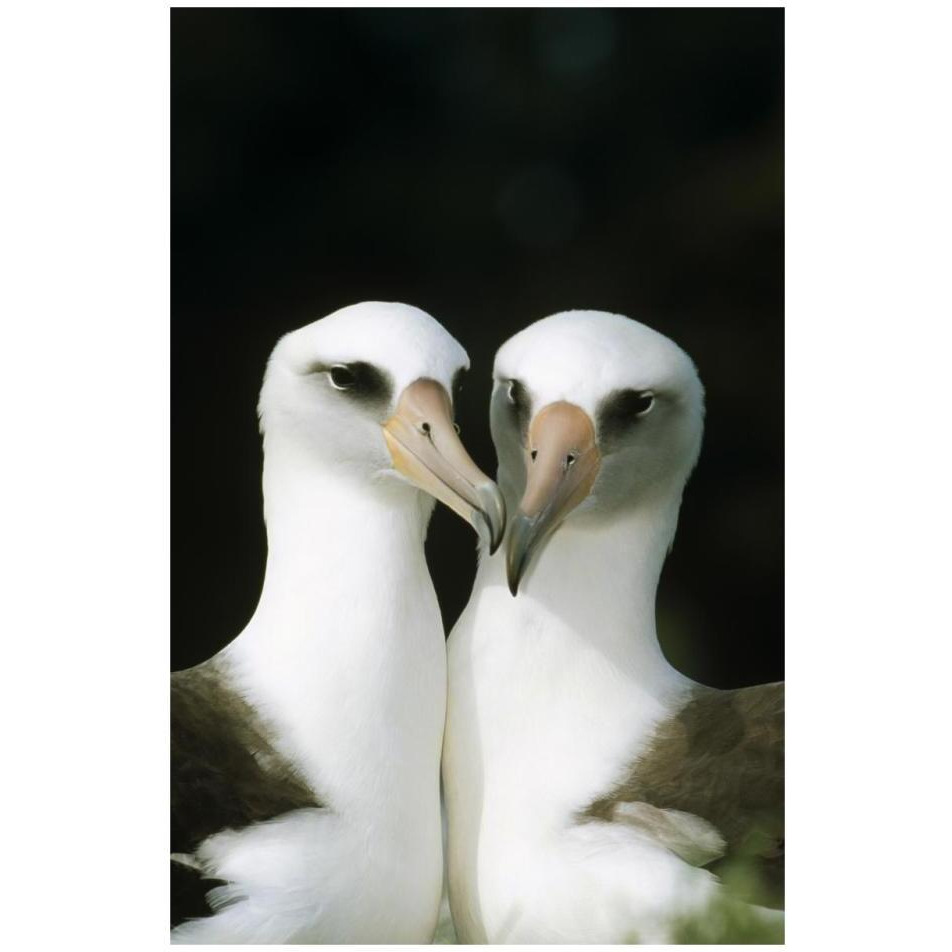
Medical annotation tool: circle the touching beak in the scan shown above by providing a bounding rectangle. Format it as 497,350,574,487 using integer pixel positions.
383,378,506,553
506,401,601,596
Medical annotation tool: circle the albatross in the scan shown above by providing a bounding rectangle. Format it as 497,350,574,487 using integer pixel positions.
171,301,505,943
443,310,783,943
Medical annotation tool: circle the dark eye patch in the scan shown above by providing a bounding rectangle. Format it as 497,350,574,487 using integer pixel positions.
505,378,531,442
307,360,393,407
597,388,655,443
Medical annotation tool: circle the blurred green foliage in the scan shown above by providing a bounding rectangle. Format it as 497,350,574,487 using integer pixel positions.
622,856,784,944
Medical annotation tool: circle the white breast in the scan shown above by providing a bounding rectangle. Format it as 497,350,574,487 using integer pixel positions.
444,552,707,943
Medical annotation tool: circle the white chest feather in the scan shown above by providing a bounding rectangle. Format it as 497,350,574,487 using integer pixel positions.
442,514,718,943
447,582,674,828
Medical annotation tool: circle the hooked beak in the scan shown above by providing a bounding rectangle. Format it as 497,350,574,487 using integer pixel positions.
383,378,506,553
506,401,601,596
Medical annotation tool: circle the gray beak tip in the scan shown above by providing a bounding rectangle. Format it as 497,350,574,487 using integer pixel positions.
505,511,535,597
477,482,507,555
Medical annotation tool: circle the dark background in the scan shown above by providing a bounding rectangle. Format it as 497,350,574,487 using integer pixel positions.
172,8,783,688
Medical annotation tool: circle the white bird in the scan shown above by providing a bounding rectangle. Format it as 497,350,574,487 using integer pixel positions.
171,301,505,943
443,310,783,944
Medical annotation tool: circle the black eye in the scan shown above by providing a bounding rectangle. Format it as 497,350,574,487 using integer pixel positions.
329,365,357,390
609,389,654,417
505,379,531,441
317,361,392,405
597,389,656,443
630,392,654,416
507,379,531,413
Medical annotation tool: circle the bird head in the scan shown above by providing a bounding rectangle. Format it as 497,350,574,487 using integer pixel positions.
490,310,705,595
258,301,505,552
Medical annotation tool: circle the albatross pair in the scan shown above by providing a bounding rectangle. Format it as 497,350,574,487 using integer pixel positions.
171,303,783,944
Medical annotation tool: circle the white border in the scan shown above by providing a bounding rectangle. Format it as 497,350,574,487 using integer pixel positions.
3,2,950,948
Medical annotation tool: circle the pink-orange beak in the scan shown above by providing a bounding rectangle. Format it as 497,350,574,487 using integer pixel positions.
383,378,506,553
506,401,601,595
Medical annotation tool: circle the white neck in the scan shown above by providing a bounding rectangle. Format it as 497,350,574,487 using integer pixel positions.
480,486,687,687
257,432,433,613
225,431,447,826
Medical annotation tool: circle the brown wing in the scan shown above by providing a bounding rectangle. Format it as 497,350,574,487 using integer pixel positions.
171,660,321,928
584,682,784,907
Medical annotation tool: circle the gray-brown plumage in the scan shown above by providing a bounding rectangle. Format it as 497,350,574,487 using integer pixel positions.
170,659,321,928
582,682,784,907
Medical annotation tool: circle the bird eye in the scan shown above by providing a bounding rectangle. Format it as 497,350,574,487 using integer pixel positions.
312,360,392,404
607,389,654,417
507,379,528,406
329,365,357,390
596,389,656,444
632,392,654,416
504,379,531,441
